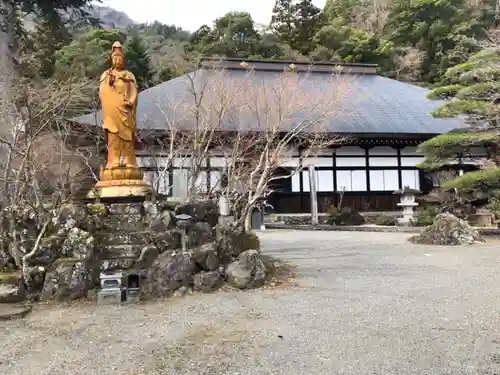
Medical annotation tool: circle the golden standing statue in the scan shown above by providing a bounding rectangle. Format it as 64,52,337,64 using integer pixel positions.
89,41,152,198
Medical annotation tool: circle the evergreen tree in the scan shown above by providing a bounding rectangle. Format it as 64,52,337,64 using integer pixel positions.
311,23,383,63
125,34,155,90
385,0,495,83
54,28,128,79
7,0,98,47
185,12,290,59
419,46,500,200
30,20,72,78
270,0,324,55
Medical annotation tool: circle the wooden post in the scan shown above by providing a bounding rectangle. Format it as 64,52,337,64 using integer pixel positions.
308,165,318,225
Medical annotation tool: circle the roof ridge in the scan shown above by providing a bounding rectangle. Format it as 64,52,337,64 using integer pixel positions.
199,56,378,75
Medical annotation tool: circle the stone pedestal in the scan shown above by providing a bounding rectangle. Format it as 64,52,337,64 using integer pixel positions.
397,200,418,226
87,166,153,199
218,195,234,226
393,187,421,226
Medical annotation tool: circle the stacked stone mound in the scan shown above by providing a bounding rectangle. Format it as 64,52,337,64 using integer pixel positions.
409,213,485,245
146,225,265,296
0,199,267,303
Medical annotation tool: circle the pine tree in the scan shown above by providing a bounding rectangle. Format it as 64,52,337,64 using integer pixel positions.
419,46,500,200
270,0,323,55
31,20,72,78
125,34,155,90
385,0,495,83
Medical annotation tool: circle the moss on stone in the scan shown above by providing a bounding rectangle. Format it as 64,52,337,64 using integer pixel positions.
237,231,261,252
87,203,107,214
0,272,21,285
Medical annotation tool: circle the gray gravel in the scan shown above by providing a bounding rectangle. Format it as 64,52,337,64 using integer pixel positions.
2,230,500,375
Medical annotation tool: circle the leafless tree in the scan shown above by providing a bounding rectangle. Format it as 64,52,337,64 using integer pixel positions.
354,0,391,35
0,71,100,277
148,64,352,230
393,47,425,82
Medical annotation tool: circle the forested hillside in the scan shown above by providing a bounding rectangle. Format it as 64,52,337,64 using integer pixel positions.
6,0,500,89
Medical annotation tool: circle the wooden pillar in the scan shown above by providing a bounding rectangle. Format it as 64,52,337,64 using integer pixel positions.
308,165,318,225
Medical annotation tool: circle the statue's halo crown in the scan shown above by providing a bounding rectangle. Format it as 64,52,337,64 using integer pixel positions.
111,41,124,56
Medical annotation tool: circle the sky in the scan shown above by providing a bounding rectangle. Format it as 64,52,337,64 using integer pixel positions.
100,0,327,32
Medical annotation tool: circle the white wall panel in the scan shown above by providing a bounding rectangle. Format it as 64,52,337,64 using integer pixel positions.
369,146,397,155
317,170,334,192
400,146,423,156
351,170,367,191
401,170,420,190
369,170,399,191
291,172,301,192
400,156,425,167
302,157,334,167
210,157,230,168
384,170,399,190
137,156,170,168
172,169,188,198
335,146,365,156
336,157,366,167
143,170,170,194
193,171,208,193
368,157,398,166
210,170,221,189
302,170,310,192
336,170,366,191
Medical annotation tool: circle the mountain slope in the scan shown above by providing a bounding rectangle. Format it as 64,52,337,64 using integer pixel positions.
89,5,138,29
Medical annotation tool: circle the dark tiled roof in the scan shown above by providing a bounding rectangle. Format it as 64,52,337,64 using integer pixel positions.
72,63,464,135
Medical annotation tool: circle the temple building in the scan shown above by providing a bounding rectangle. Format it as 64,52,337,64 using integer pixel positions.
73,57,466,213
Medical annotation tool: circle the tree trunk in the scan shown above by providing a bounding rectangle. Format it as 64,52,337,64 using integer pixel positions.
0,1,16,145
244,212,252,232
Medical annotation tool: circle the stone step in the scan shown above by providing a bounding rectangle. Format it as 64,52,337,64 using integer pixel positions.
96,231,152,246
99,244,143,260
107,203,144,216
100,258,137,273
102,217,148,232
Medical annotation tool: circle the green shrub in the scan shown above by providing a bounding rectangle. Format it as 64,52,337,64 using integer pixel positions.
486,190,500,221
373,214,397,226
327,204,339,225
87,203,106,214
410,206,439,227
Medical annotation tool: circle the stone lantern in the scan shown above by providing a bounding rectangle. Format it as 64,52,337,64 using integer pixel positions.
175,214,193,253
393,186,421,226
218,169,231,218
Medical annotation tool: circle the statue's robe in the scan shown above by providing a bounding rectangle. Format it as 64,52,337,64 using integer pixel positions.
99,68,138,169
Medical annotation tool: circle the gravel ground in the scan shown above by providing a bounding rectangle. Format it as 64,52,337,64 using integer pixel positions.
2,230,500,375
